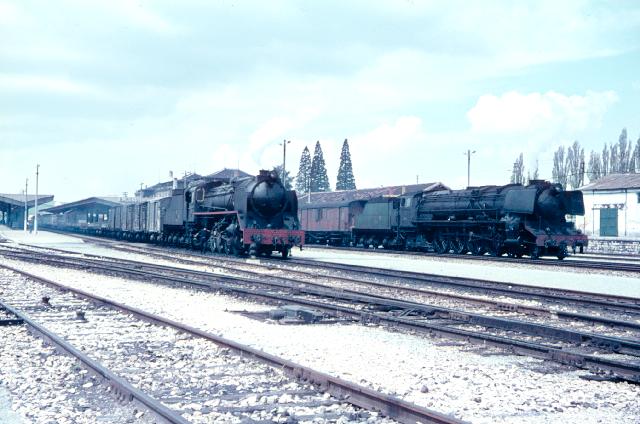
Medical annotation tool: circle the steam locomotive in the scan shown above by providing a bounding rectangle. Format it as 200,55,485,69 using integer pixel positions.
43,170,304,258
185,170,303,257
302,180,587,259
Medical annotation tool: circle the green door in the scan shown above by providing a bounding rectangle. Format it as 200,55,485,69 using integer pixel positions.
599,208,618,237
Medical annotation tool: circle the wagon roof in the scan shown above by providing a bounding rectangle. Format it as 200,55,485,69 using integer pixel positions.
298,182,448,209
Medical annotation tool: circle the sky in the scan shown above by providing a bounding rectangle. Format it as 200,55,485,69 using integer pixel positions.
1,0,639,203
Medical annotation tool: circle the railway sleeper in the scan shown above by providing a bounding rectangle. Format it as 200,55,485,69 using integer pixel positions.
0,318,24,326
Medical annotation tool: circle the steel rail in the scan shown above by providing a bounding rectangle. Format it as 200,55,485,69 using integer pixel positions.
0,264,464,424
0,298,189,424
38,227,640,273
3,251,640,383
24,232,640,310
304,245,640,273
286,257,640,311
4,247,640,355
7,248,640,345
9,242,640,317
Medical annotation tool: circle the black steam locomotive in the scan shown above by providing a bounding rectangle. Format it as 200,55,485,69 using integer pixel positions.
409,180,587,259
187,170,303,257
303,180,587,259
43,170,304,258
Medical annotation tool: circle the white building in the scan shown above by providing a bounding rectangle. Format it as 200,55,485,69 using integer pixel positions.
577,174,640,238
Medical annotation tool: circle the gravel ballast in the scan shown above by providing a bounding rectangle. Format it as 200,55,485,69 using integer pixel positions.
1,257,638,423
0,324,159,424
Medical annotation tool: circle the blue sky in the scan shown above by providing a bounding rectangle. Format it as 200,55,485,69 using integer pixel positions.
1,0,639,202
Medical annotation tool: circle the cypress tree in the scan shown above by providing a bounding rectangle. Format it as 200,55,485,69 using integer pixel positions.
310,141,330,192
336,139,356,190
295,146,312,193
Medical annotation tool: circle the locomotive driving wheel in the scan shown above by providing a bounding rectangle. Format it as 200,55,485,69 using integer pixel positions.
488,239,504,257
557,242,568,260
434,238,449,254
451,238,467,255
530,245,541,259
468,240,486,256
222,239,231,255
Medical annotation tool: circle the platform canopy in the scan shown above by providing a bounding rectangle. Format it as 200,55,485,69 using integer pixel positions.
45,197,122,214
0,193,54,209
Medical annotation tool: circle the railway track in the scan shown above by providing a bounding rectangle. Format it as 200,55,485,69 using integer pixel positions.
21,239,640,322
39,229,640,274
3,244,640,384
0,263,459,424
12,244,640,337
302,245,640,273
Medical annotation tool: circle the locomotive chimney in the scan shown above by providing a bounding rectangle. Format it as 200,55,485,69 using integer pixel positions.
258,169,270,182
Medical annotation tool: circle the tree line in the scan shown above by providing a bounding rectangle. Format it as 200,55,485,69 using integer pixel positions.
510,128,640,189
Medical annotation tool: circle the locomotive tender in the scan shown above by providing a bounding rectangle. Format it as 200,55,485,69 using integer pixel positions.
301,180,588,259
43,170,304,258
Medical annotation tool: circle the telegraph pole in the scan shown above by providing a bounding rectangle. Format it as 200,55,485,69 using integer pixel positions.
465,150,476,187
23,179,28,232
280,139,291,187
35,164,39,234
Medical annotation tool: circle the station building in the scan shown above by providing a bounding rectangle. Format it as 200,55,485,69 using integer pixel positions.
577,174,640,238
576,174,640,254
0,193,54,229
41,197,125,230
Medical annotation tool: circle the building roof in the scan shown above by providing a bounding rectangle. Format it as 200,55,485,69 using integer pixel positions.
0,194,54,208
298,182,448,208
137,169,252,198
205,168,252,180
580,173,640,191
45,197,123,214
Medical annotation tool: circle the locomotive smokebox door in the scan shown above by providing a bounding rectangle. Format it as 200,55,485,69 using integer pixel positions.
250,174,287,217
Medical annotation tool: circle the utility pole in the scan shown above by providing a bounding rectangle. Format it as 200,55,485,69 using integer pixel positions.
35,164,39,234
465,150,476,187
23,179,28,232
279,139,291,187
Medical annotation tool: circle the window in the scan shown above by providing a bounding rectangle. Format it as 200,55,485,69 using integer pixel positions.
316,208,323,221
637,192,640,204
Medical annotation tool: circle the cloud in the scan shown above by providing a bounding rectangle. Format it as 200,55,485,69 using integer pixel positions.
0,74,104,96
467,90,618,134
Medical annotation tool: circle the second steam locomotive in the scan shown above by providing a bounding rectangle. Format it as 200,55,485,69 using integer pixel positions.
301,180,587,259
